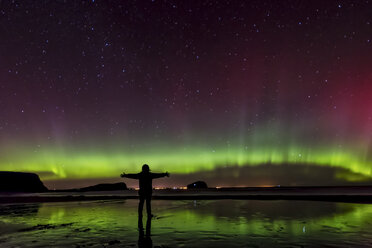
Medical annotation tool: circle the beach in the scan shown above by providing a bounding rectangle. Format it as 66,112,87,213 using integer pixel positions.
2,188,372,247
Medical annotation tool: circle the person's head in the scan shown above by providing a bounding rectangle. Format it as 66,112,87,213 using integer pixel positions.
142,164,150,173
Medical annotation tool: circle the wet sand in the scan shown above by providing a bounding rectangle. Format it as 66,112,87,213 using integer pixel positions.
1,199,372,247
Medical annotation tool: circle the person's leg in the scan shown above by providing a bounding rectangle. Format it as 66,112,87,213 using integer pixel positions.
138,196,145,217
146,215,152,236
138,213,144,230
146,195,152,217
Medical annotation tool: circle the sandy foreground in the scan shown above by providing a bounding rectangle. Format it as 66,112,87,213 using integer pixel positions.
1,198,372,247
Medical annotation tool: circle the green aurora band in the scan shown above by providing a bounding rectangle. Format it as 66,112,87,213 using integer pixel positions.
1,141,371,182
1,122,371,183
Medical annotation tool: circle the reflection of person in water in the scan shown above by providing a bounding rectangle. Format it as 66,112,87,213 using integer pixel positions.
138,215,152,248
120,164,169,217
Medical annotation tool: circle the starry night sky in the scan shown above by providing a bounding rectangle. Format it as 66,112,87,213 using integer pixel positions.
1,0,372,189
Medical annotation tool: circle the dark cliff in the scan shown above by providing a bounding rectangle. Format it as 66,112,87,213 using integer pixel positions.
0,171,48,192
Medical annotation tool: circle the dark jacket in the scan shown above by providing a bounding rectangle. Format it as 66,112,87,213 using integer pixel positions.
125,172,167,196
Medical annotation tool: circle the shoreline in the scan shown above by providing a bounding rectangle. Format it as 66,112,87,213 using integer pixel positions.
2,186,372,204
1,194,372,204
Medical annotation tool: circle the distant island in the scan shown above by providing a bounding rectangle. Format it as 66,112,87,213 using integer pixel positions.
187,181,208,189
58,182,128,192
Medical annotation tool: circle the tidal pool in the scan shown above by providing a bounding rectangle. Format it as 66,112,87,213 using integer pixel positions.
1,199,372,247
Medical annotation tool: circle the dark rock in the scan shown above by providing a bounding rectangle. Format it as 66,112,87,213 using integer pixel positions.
19,224,56,232
74,228,91,232
18,223,73,232
187,181,208,189
78,182,127,192
0,171,48,192
108,240,120,245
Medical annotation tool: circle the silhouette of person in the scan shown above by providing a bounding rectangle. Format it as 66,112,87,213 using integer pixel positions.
138,214,152,248
120,164,169,217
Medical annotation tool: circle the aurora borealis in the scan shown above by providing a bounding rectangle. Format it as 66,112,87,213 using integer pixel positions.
1,1,372,189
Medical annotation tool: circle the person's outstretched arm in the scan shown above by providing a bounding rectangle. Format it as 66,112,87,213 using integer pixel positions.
120,172,140,179
151,172,170,179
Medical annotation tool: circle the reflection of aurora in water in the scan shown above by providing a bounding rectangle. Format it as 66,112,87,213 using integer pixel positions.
1,200,372,247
